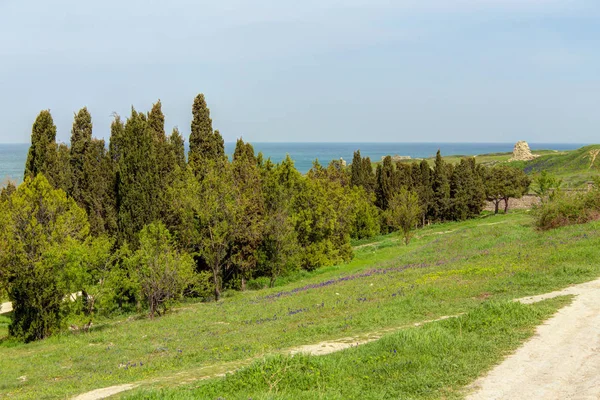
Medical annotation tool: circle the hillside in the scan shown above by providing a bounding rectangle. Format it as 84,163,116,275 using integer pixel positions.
2,212,599,399
519,144,600,187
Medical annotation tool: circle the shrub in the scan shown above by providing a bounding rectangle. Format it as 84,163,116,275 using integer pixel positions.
535,189,600,230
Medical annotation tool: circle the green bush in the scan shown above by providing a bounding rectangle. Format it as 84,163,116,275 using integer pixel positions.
535,189,600,230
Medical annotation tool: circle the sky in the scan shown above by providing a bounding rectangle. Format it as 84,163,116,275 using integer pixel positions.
0,0,599,144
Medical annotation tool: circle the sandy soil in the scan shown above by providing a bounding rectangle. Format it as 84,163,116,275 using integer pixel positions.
468,278,600,400
71,384,138,400
0,301,12,315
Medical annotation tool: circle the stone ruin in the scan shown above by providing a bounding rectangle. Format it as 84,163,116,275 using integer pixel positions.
509,141,540,162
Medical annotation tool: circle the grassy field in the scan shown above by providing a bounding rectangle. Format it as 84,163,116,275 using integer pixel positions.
1,211,599,399
126,297,571,400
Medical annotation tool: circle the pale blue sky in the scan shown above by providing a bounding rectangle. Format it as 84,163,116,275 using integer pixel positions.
1,0,598,144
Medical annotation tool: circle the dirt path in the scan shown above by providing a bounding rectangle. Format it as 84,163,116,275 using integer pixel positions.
468,277,600,400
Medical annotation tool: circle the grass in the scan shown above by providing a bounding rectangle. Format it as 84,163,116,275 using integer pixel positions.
519,144,600,188
1,211,599,399
125,296,572,399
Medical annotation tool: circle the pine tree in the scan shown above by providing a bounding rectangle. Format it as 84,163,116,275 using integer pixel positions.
69,107,93,205
24,110,58,182
188,94,224,175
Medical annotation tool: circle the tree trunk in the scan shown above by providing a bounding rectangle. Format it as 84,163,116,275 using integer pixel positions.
212,269,220,302
241,276,246,291
504,198,509,213
494,200,500,214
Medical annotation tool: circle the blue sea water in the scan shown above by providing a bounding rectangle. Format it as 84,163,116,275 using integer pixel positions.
0,142,587,184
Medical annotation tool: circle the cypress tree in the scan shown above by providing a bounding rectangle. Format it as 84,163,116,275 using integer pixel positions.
431,150,450,221
231,139,264,290
361,157,375,193
83,139,118,235
116,108,160,245
351,150,363,188
169,127,186,170
418,160,433,224
108,114,125,163
375,156,395,210
49,143,71,193
147,100,166,142
188,94,224,174
69,107,93,205
24,110,58,182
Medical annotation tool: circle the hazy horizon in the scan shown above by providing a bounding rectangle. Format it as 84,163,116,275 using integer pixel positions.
1,1,598,144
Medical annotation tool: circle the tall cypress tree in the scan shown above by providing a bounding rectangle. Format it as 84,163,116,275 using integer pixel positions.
431,150,450,221
24,110,58,182
69,107,93,205
375,156,395,210
418,160,433,224
169,127,186,170
108,114,125,163
116,108,160,245
188,94,224,174
351,150,363,188
83,139,118,235
361,157,375,193
231,139,264,290
147,100,166,142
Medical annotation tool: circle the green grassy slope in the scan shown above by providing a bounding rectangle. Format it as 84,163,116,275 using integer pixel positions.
1,212,599,399
518,145,600,187
126,297,571,400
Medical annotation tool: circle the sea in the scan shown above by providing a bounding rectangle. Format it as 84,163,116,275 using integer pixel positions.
0,142,587,185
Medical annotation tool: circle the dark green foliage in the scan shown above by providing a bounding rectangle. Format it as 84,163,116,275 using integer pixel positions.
431,150,451,221
48,143,72,193
116,108,161,245
0,175,89,342
24,110,57,181
351,150,363,187
83,139,118,235
350,151,374,191
188,94,224,175
449,158,486,220
169,127,186,170
375,156,395,210
231,139,264,289
108,114,125,163
69,107,93,204
147,100,166,142
415,160,433,224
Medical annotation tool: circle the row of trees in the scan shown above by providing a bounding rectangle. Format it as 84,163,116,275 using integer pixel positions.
0,94,531,342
